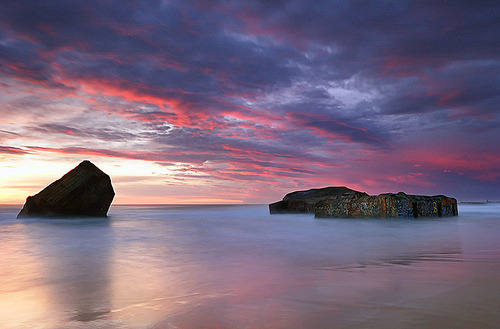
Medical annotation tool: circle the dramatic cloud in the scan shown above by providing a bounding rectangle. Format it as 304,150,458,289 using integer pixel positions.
0,0,498,203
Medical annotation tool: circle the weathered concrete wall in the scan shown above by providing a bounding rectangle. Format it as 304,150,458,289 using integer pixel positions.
314,192,458,218
314,192,381,218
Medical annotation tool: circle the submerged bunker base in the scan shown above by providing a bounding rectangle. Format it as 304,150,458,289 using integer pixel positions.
314,192,458,218
269,187,458,218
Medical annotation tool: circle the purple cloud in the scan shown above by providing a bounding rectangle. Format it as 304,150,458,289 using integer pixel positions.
0,0,498,201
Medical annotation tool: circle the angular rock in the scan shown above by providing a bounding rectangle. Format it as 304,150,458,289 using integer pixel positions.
17,160,115,218
314,191,458,218
269,186,360,214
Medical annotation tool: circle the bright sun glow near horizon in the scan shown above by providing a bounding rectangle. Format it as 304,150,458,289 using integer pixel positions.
0,157,250,205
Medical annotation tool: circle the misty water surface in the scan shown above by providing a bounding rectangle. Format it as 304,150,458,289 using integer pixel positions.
0,203,498,328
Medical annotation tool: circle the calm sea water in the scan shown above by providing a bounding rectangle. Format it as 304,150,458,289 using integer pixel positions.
0,203,499,328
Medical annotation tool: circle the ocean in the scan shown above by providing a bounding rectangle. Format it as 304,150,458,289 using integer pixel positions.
0,203,498,328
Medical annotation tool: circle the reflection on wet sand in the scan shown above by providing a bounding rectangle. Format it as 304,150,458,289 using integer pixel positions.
108,234,468,328
0,226,50,328
0,219,113,328
149,249,498,329
38,221,112,326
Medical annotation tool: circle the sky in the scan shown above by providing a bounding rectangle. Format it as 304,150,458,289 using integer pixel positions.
0,0,498,204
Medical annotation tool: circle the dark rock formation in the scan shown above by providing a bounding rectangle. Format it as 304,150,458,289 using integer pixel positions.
17,160,115,218
269,186,360,214
270,187,458,218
